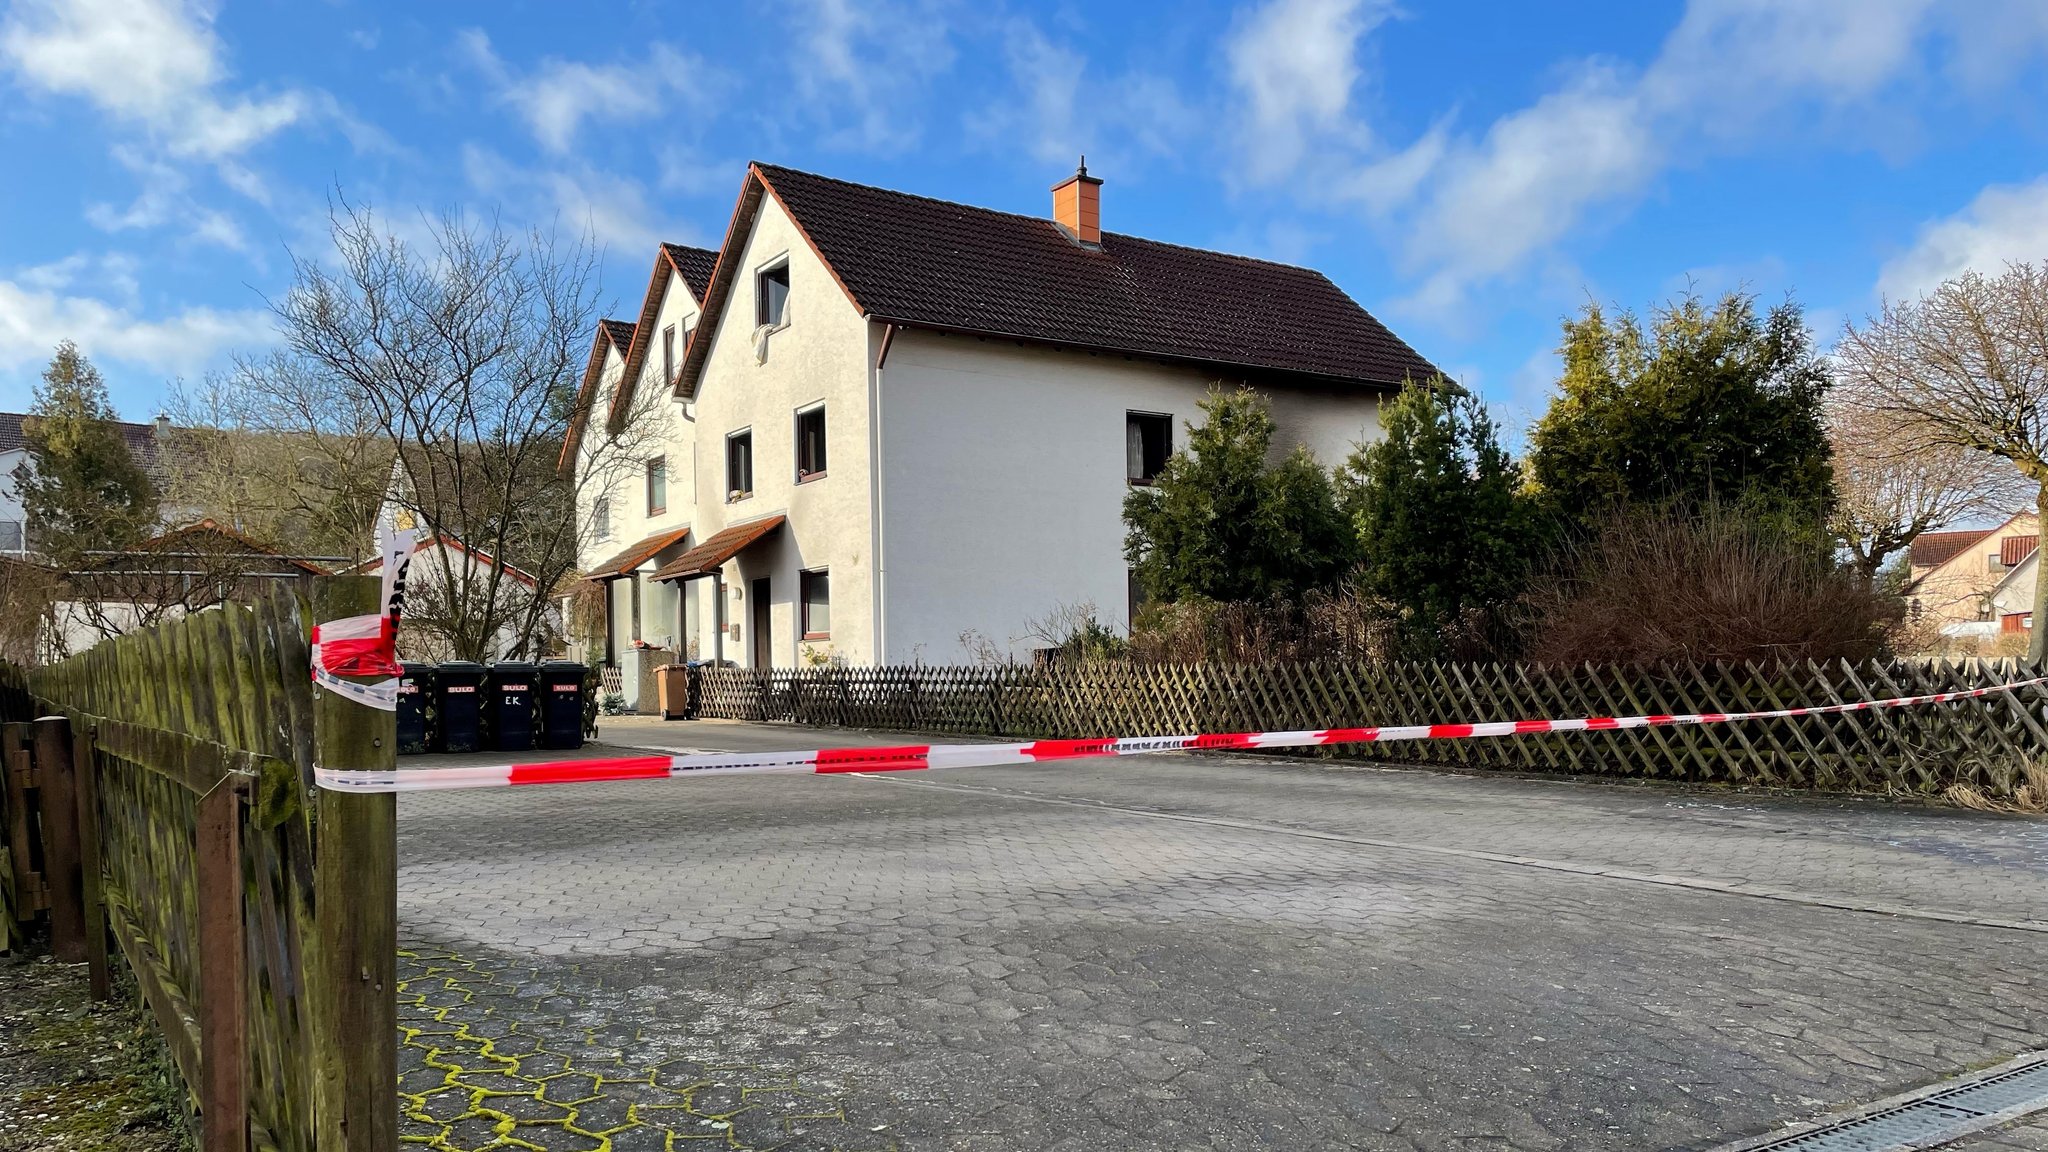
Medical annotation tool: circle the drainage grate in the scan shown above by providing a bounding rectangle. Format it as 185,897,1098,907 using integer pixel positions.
1718,1053,2048,1152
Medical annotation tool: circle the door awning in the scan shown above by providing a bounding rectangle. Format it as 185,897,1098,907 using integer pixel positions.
585,525,692,582
652,515,785,581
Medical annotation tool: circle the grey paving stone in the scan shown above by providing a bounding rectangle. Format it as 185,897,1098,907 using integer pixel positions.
396,727,2048,1150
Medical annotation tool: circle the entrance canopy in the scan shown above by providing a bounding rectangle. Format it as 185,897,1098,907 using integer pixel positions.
585,525,692,582
652,515,784,582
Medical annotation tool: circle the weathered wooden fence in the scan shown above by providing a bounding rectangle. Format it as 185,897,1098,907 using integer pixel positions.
0,577,396,1152
698,658,2048,798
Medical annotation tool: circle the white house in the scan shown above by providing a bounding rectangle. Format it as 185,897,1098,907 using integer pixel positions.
570,161,1440,687
0,411,173,556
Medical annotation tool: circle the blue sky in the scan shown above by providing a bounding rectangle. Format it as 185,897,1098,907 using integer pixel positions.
2,0,2045,435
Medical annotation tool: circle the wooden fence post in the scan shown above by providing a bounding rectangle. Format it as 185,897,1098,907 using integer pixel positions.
32,716,85,963
2,722,46,929
67,723,108,1000
195,776,248,1152
309,576,397,1152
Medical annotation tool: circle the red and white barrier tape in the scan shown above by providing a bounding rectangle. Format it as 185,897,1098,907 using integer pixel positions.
311,674,2048,793
310,527,416,710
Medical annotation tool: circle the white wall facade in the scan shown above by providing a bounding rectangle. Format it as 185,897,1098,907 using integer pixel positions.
674,194,877,669
573,271,703,705
0,447,26,554
874,329,1385,664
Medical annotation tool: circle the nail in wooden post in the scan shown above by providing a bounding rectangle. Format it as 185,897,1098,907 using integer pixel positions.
33,716,84,962
69,724,109,1000
310,576,398,1152
196,777,248,1152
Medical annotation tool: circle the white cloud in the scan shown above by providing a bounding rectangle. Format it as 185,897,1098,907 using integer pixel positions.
0,261,272,377
1225,0,1392,183
968,20,1197,173
82,149,252,253
1392,75,1658,317
1878,177,2048,300
786,0,956,152
0,0,309,160
460,31,716,155
461,146,672,257
1211,0,2048,319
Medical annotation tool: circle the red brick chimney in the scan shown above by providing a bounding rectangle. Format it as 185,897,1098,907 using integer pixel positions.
1051,157,1102,246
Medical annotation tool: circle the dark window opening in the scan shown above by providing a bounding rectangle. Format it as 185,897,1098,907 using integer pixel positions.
591,496,611,540
1127,412,1171,484
796,404,827,480
662,324,676,384
801,569,831,638
726,430,753,501
758,264,790,327
646,456,667,516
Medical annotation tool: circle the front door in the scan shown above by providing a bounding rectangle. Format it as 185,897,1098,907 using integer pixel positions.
750,576,772,668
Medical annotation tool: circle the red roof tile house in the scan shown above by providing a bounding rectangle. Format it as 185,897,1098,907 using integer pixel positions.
568,162,1439,682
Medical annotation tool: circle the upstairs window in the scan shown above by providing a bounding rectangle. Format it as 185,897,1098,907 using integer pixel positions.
1127,412,1171,485
757,263,790,328
726,429,753,501
591,496,611,541
801,569,831,638
646,456,667,516
796,403,827,480
662,324,677,384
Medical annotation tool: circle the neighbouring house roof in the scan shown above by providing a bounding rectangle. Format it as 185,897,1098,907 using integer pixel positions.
676,163,1444,399
2001,534,2039,569
358,531,539,589
1909,528,1992,570
1,411,172,473
651,515,784,581
558,318,638,476
586,525,692,582
83,518,328,575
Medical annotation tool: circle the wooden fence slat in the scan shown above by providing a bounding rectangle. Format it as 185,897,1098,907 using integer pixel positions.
196,777,248,1152
69,721,109,1000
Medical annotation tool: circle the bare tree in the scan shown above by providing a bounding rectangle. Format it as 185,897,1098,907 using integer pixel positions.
1837,262,2048,661
162,373,393,557
1824,390,2028,578
239,199,663,662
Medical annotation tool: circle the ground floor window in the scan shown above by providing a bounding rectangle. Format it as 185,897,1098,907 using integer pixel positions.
801,568,831,638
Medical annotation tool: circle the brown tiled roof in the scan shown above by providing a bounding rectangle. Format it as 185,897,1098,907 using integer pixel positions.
2001,534,2038,569
1,411,168,469
612,242,722,434
557,319,638,477
1910,528,1992,570
677,163,1442,397
661,244,719,299
598,318,636,350
651,515,784,581
109,518,328,574
586,525,692,582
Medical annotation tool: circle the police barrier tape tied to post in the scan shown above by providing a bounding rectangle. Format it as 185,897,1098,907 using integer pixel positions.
309,526,415,711
310,673,2048,794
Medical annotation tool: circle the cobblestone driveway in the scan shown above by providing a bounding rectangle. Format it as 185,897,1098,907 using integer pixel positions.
397,723,2048,1151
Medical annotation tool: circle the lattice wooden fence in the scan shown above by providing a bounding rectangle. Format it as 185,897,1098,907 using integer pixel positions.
696,658,2048,798
11,577,396,1152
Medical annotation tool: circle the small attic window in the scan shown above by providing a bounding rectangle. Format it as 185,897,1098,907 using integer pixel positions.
757,263,790,328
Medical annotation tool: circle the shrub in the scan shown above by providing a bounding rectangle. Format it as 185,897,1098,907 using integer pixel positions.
1524,504,1899,665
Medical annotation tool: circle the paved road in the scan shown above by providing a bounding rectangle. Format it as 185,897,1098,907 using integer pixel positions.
396,720,2048,1151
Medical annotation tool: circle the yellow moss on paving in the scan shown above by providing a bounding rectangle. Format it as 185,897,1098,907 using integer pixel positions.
395,947,896,1152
